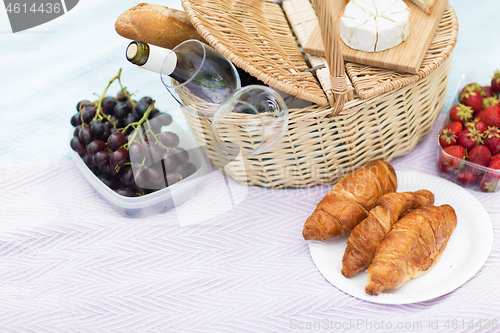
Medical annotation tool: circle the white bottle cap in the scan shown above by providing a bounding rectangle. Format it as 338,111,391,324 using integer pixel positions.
126,42,177,75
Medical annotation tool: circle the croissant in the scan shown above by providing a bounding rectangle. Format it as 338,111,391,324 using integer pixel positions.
302,160,397,240
365,204,457,295
341,190,435,278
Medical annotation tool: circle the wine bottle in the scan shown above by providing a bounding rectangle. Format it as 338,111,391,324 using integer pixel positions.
126,40,240,105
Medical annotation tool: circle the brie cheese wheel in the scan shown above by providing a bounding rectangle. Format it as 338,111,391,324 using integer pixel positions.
339,0,410,52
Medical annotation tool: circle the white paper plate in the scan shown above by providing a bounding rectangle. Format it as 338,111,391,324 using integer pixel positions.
308,169,493,304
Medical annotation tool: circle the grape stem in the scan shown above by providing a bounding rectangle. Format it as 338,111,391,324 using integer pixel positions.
116,78,136,110
123,101,156,148
92,68,124,124
92,68,141,124
122,101,173,152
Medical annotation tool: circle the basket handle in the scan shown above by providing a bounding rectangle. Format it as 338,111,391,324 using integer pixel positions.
311,0,346,116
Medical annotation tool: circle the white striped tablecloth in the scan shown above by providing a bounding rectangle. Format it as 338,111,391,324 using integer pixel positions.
1,0,499,331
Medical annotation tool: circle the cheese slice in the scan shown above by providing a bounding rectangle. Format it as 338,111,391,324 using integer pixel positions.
339,0,410,53
408,0,433,14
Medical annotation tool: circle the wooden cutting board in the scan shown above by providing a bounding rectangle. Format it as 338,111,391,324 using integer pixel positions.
303,0,448,74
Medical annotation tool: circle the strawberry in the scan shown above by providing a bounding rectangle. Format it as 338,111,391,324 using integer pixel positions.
463,117,479,128
485,157,500,181
482,86,498,98
479,158,500,192
465,119,488,133
444,121,463,133
459,85,483,113
476,106,500,128
482,96,500,109
491,70,500,94
488,156,500,169
476,120,488,133
456,168,478,185
457,128,483,151
438,158,454,174
439,128,458,148
478,174,499,192
442,145,467,169
491,153,500,162
483,126,500,154
468,145,491,169
449,104,474,123
460,83,485,97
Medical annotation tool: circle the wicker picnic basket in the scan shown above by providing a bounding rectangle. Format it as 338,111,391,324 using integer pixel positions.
178,0,458,188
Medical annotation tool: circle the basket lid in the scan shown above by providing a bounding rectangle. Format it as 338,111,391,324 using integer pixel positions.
181,0,329,105
283,0,458,101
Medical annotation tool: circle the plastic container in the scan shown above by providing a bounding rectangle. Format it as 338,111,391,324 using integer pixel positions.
70,120,210,218
436,74,500,192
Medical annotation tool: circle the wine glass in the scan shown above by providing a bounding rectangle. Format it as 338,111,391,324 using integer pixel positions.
211,85,288,156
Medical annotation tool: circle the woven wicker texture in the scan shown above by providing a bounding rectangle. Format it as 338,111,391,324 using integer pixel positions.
284,0,458,100
179,0,458,188
181,55,452,188
181,0,328,105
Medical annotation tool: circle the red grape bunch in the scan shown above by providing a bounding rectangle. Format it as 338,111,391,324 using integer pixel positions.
70,69,197,197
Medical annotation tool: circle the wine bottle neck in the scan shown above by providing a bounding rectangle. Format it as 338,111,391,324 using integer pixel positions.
126,41,177,76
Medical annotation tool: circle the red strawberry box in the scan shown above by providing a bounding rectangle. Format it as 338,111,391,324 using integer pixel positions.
437,70,500,192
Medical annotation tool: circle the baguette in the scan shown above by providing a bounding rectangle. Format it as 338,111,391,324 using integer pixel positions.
115,3,205,50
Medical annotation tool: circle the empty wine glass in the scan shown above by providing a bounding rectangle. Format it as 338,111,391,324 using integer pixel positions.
211,85,288,156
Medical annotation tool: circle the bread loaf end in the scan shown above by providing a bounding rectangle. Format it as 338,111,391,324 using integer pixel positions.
115,3,205,50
